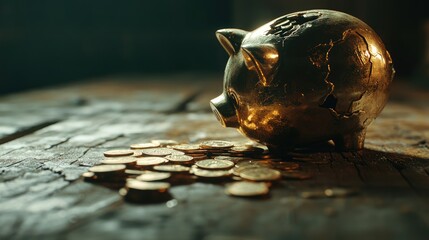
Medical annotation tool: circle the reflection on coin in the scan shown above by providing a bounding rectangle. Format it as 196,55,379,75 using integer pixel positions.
126,179,170,191
239,168,281,181
153,165,191,172
151,139,179,146
141,148,175,156
136,157,167,166
200,140,234,149
89,164,126,173
226,181,269,197
195,159,234,170
165,155,193,162
136,172,171,181
282,172,312,180
130,142,160,149
103,149,134,157
100,157,136,166
192,168,232,178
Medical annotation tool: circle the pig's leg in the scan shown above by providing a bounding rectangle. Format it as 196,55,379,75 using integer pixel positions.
333,129,366,151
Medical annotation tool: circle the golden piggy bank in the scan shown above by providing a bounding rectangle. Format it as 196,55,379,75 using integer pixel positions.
210,10,394,153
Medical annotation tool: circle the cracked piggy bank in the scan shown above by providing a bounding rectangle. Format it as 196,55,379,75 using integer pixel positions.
210,9,394,153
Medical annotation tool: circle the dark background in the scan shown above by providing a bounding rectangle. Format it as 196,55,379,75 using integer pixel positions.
1,0,428,94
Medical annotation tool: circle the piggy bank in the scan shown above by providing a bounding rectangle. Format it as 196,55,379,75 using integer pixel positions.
210,9,394,153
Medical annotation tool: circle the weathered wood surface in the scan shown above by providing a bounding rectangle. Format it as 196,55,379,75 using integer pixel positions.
0,74,428,240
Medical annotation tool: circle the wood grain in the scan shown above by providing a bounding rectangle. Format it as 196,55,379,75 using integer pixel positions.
0,75,428,240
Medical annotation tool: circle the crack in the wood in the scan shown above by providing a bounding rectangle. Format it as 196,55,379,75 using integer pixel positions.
44,137,71,150
70,134,125,165
0,119,61,145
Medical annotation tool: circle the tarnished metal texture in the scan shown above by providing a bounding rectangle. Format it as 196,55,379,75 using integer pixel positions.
211,9,395,154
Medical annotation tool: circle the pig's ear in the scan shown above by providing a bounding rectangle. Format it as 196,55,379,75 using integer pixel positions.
241,44,279,86
216,29,248,56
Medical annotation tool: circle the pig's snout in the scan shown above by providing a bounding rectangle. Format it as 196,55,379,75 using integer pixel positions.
210,94,238,128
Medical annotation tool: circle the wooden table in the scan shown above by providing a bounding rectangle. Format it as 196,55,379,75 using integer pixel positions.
1,74,428,240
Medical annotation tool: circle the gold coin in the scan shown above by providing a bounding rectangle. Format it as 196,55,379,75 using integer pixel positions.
282,172,312,180
151,139,179,146
272,162,300,171
200,140,234,149
324,188,356,197
300,190,326,199
239,168,281,181
165,155,193,162
136,157,167,166
170,150,185,156
126,179,170,191
230,146,264,153
192,168,232,178
195,159,234,170
82,171,95,181
225,181,269,197
100,157,136,166
141,148,175,156
89,164,126,173
136,172,171,181
130,142,160,149
235,160,269,169
214,156,249,162
153,165,190,172
103,149,134,157
172,144,201,151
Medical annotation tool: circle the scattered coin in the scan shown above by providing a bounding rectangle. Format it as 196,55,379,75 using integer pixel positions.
226,181,269,197
89,164,126,173
141,148,175,156
200,140,234,149
103,149,134,157
136,172,171,182
195,159,234,170
172,144,201,151
82,171,95,181
100,157,137,166
301,190,326,199
324,187,357,197
126,179,170,191
136,157,167,166
192,168,232,178
91,138,321,202
153,165,191,172
88,164,126,180
130,142,160,149
169,150,186,156
165,155,193,162
214,156,249,162
239,168,281,181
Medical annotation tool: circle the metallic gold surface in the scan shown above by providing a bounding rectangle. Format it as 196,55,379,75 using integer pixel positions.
211,10,394,152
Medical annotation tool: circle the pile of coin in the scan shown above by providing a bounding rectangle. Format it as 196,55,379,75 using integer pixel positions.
82,139,314,203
